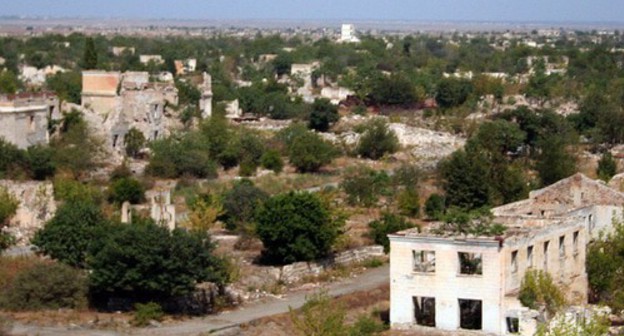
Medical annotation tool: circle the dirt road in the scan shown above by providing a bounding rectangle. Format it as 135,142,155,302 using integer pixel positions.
10,264,389,336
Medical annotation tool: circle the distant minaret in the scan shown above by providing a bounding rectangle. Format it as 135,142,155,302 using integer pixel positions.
199,72,213,119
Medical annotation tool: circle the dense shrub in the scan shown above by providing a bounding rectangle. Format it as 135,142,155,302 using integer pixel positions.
340,166,390,207
308,98,339,132
221,179,268,233
108,177,145,204
397,188,420,218
124,127,146,158
424,194,446,220
356,118,399,160
597,152,617,182
132,302,164,327
0,262,87,311
368,213,415,253
256,191,344,264
518,269,565,314
260,149,284,173
0,188,18,251
287,130,337,173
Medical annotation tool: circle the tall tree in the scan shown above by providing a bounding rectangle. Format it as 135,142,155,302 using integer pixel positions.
82,37,98,70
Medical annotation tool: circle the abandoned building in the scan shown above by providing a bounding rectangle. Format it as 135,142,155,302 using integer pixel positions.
0,92,60,149
389,173,624,335
81,70,179,152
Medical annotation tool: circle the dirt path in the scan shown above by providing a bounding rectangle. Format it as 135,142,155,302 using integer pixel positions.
9,265,389,336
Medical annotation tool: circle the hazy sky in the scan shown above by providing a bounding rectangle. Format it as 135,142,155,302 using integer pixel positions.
3,0,624,23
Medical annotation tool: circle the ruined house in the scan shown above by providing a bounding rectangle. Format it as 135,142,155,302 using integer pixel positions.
389,173,624,335
81,71,179,153
0,92,59,149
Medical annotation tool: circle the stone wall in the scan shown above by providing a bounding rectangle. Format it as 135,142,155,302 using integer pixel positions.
0,180,56,245
278,245,384,283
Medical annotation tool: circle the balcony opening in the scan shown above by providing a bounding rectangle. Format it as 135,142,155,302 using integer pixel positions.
413,296,435,327
459,299,482,330
506,316,519,333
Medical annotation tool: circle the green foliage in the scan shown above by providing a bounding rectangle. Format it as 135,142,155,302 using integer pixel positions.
256,191,344,264
88,220,228,302
52,112,104,178
176,79,201,107
26,145,56,180
82,37,98,69
369,74,419,106
439,149,491,210
290,292,349,336
424,194,446,220
132,302,164,327
597,152,617,182
435,78,474,108
356,118,399,160
272,52,293,77
340,166,390,207
348,315,387,336
535,312,610,336
308,98,339,132
434,208,506,236
260,149,284,173
368,213,415,253
397,188,420,218
0,188,18,251
32,201,109,268
53,177,103,204
124,127,146,158
519,269,565,315
0,262,87,311
147,135,217,179
287,130,337,173
108,177,145,205
0,138,26,179
221,179,268,233
536,135,576,186
0,71,20,94
46,71,82,104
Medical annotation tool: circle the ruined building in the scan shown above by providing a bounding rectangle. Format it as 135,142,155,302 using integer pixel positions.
0,92,59,149
389,173,624,335
199,72,213,119
81,71,179,153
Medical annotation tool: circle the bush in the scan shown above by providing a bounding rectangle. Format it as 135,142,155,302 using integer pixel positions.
0,262,87,311
425,194,446,220
290,292,348,336
88,219,228,304
368,213,415,253
340,166,390,207
308,98,339,132
108,177,145,204
0,188,18,251
597,151,617,182
26,145,56,180
221,179,268,233
356,118,399,160
132,302,164,327
125,127,146,158
256,191,344,264
260,149,284,174
32,201,109,268
288,130,337,173
397,188,420,218
519,269,565,315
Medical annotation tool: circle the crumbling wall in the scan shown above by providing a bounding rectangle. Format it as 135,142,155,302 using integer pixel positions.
0,180,56,245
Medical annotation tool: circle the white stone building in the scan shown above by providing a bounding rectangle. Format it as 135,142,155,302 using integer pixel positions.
339,24,360,43
0,92,59,149
389,173,624,335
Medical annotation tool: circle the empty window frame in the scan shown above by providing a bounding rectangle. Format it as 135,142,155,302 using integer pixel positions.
458,252,483,275
559,235,565,258
573,231,580,254
543,241,550,270
506,317,520,333
412,250,436,273
459,299,482,330
527,245,534,268
511,250,518,273
413,296,436,327
28,115,35,131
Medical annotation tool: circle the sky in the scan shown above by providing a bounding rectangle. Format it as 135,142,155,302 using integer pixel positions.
3,0,624,23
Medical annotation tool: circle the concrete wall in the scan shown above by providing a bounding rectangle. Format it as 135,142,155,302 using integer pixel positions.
390,237,504,334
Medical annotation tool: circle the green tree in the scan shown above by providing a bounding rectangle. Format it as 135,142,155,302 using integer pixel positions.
536,135,576,186
108,177,145,205
397,188,420,218
82,37,98,70
425,194,446,220
26,145,56,181
519,269,565,315
0,71,20,95
290,292,349,336
356,118,399,160
124,128,146,158
439,149,491,210
260,149,284,174
32,201,109,268
288,130,337,173
368,213,415,253
308,98,339,132
46,71,82,104
340,166,390,207
597,152,617,182
587,217,624,311
435,78,474,108
256,191,344,264
0,188,19,250
221,179,268,233
52,112,104,178
369,74,418,106
88,220,228,303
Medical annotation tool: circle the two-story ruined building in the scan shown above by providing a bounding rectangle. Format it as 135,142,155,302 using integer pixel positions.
389,173,624,335
0,92,60,149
